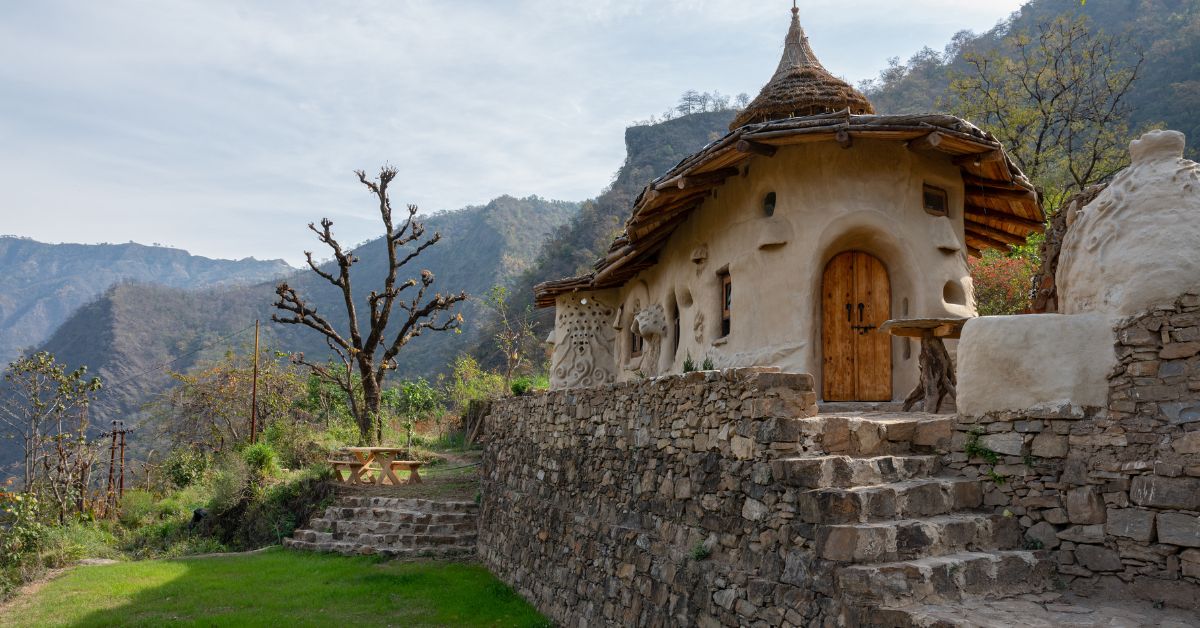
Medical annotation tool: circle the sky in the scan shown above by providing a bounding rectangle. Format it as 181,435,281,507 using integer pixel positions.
0,1,1028,265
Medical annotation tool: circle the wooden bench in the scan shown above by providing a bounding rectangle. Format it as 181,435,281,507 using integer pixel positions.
389,460,423,484
327,459,367,484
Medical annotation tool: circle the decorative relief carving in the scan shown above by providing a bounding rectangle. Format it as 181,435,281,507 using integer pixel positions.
631,305,668,376
550,296,617,390
693,311,705,343
1059,130,1200,316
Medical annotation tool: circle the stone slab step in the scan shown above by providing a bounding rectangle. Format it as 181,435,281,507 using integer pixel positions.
836,551,1052,608
304,520,475,536
798,413,955,456
798,477,983,524
773,455,941,489
284,538,476,558
332,497,479,513
294,529,477,547
847,591,1200,627
816,513,1021,562
319,508,477,525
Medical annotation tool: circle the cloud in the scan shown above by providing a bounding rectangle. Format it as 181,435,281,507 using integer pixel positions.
0,0,1025,264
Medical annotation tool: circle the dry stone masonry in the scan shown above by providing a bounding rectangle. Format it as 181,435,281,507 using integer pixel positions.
285,495,478,558
948,293,1200,611
478,369,1054,626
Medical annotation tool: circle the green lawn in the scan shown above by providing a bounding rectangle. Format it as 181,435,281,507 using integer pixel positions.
0,549,547,627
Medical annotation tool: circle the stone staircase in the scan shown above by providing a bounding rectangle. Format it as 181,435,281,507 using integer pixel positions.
774,412,1054,626
283,495,478,558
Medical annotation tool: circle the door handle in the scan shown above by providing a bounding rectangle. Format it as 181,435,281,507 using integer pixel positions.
846,304,852,323
858,303,865,322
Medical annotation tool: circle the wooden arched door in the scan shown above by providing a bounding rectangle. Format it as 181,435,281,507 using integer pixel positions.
822,251,892,401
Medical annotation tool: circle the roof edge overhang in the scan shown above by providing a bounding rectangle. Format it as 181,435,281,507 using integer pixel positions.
535,110,1044,308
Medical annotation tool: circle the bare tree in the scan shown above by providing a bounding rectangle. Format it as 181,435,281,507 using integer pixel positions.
273,167,467,444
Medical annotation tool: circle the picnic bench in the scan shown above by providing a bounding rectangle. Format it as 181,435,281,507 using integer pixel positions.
879,318,968,414
328,447,423,485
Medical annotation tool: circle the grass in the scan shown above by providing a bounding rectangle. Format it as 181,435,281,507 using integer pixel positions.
0,548,547,628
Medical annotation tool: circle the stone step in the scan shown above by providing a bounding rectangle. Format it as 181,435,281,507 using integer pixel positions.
295,529,477,547
319,508,477,525
332,496,479,513
305,520,475,536
798,477,983,524
773,455,941,489
799,413,955,456
816,513,1021,562
284,537,476,558
836,551,1052,608
848,593,1200,628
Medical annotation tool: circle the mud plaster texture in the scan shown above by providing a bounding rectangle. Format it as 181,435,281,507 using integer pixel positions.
548,139,978,395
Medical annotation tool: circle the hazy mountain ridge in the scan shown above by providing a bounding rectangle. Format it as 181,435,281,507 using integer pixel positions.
0,237,294,364
15,195,578,438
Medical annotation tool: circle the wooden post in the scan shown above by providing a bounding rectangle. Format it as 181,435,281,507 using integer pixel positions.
250,319,260,443
117,424,126,499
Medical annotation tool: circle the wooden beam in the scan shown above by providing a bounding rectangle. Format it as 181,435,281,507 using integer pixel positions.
964,217,1029,246
735,139,777,157
836,129,852,149
954,149,1005,168
965,185,1037,202
907,131,943,152
962,173,1026,191
964,206,1046,231
674,167,740,190
964,223,1022,248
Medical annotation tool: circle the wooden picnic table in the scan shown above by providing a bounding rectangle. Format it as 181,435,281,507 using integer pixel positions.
879,318,968,414
340,447,422,486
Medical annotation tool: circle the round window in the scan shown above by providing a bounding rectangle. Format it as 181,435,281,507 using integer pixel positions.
762,191,777,217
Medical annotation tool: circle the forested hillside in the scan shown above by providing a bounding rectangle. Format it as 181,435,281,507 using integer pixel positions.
11,195,576,437
860,0,1200,157
0,238,292,364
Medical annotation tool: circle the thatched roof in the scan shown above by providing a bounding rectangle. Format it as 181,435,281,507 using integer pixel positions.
534,110,1045,308
730,7,875,130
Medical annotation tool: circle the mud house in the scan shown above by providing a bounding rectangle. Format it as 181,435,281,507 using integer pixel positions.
538,7,1044,401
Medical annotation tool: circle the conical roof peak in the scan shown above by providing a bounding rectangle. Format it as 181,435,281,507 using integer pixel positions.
730,7,875,130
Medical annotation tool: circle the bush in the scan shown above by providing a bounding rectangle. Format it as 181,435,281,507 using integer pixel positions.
118,490,158,528
209,454,251,513
241,442,280,477
162,448,209,489
510,376,533,396
262,420,324,469
197,466,335,550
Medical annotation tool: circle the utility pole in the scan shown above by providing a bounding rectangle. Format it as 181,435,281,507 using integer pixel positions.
105,420,117,510
250,319,260,443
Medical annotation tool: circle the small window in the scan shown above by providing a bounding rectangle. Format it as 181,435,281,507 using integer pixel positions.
720,272,732,338
762,191,777,217
630,328,643,359
923,184,949,217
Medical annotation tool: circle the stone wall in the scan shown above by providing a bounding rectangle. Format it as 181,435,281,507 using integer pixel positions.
947,293,1200,609
477,368,827,627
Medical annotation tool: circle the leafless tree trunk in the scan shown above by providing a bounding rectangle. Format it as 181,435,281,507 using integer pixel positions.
273,167,467,444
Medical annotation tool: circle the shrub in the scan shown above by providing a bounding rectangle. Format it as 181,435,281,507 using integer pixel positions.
262,421,323,470
118,490,158,528
209,454,251,513
510,376,533,396
162,448,208,489
701,357,715,371
969,249,1036,315
241,442,280,477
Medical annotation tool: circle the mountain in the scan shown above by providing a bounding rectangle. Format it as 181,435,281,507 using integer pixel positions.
0,238,292,364
860,0,1200,158
474,110,737,367
23,195,577,430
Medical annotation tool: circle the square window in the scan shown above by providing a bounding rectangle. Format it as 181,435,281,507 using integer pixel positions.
923,184,949,217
